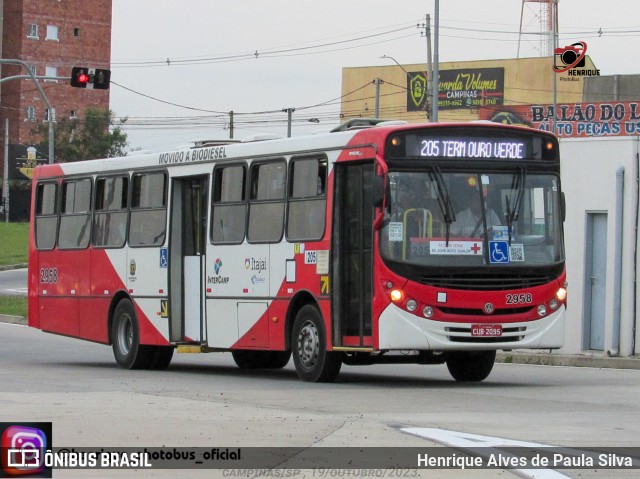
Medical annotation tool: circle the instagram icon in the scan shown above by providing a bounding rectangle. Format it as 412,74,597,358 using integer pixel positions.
1,426,46,476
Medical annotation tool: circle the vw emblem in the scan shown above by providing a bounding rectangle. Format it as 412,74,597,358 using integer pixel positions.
483,303,495,314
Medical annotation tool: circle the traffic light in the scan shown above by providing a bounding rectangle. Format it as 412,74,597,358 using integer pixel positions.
70,66,111,90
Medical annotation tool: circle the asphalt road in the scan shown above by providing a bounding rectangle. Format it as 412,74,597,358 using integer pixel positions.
1,322,639,478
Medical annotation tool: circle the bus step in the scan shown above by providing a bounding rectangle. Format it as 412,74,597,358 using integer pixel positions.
177,345,204,354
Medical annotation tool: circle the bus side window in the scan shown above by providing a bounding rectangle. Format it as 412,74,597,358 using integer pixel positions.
287,156,327,241
35,181,59,250
93,176,129,248
58,178,92,249
211,164,246,244
247,160,286,243
129,172,167,247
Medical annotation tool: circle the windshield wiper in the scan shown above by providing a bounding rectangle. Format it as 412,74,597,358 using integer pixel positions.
429,166,456,246
504,167,526,245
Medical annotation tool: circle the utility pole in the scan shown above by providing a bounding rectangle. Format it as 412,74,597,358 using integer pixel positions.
2,119,8,222
373,78,383,118
432,0,440,122
229,111,234,139
425,14,434,121
552,0,558,135
283,108,295,137
419,14,434,121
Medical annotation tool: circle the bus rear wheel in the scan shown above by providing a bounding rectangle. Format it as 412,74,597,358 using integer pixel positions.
445,350,496,382
292,305,342,382
112,299,153,370
147,346,174,370
232,350,291,369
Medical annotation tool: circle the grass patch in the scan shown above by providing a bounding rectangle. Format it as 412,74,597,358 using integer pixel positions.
0,222,29,266
0,295,27,318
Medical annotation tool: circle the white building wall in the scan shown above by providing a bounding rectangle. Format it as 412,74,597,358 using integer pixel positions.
560,137,639,356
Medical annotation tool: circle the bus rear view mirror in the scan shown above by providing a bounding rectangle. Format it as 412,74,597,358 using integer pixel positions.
373,175,386,208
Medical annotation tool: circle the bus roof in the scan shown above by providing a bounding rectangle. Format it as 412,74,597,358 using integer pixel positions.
33,120,555,179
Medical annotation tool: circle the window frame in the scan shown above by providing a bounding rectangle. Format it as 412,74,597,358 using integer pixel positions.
45,25,59,41
27,24,39,39
247,158,287,244
211,162,248,245
92,174,129,249
44,66,58,82
25,106,36,122
44,108,56,123
34,181,59,250
58,177,93,250
286,155,328,242
128,170,168,248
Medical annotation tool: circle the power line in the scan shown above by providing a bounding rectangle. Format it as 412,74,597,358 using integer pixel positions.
112,25,418,68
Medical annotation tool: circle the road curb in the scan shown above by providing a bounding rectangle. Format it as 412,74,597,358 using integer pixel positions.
0,314,26,325
497,351,640,370
0,263,27,271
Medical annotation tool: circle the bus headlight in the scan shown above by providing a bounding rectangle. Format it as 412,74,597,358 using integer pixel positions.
556,287,567,301
423,306,434,318
537,304,547,317
390,289,403,302
549,298,560,310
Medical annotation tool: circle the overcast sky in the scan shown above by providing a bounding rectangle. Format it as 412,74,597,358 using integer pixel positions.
110,0,639,152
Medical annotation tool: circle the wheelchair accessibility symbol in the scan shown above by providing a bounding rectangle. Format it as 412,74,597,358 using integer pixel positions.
160,248,169,268
489,241,510,264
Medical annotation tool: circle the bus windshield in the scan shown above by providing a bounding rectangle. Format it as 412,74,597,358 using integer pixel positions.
380,169,564,268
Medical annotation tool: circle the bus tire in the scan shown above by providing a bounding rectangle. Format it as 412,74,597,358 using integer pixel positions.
112,298,152,370
445,350,496,382
232,350,291,369
147,346,174,370
292,305,342,382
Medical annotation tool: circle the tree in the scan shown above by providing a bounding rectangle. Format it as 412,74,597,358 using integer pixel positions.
34,107,128,162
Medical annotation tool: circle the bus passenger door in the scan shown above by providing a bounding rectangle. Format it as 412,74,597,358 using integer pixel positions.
169,176,208,343
332,162,374,347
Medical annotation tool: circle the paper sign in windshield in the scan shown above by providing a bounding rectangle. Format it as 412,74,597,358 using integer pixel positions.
430,241,483,256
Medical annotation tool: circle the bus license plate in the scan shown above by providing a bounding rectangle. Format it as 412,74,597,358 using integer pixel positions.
471,324,502,337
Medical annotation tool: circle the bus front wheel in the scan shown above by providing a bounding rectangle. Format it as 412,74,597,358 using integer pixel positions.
292,305,342,382
445,350,496,382
112,299,153,370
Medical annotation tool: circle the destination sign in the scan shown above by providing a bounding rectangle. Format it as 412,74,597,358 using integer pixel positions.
416,139,525,159
390,132,542,160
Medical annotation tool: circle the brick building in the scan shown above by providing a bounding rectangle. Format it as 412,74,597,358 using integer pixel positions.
1,0,112,218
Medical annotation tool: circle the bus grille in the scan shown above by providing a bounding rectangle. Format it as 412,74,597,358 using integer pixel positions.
415,273,551,290
438,305,533,316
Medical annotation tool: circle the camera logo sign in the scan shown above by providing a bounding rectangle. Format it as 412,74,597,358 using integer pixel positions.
553,41,600,77
553,41,586,72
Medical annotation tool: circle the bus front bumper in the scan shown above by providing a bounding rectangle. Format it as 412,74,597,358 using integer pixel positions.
378,303,565,351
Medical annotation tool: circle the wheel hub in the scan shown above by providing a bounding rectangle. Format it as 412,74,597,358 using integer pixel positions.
117,314,133,355
297,321,319,369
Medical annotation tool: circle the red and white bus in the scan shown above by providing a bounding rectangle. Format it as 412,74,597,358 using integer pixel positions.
28,119,566,382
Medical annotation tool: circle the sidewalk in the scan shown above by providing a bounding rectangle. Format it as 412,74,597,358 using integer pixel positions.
3,312,639,370
496,350,640,370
